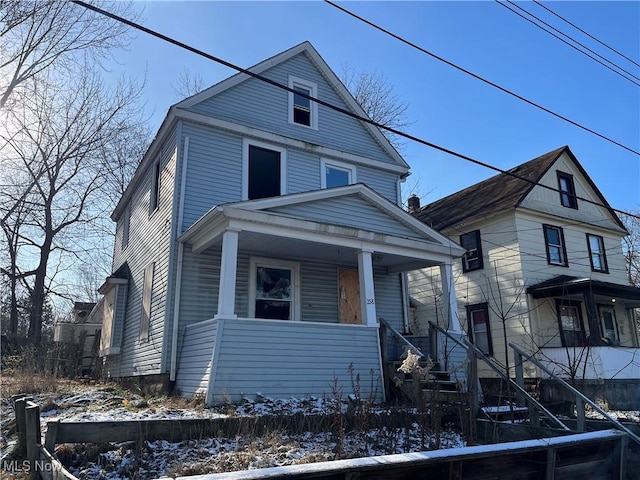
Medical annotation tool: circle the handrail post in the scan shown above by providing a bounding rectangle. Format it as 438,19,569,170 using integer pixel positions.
25,402,41,480
576,397,585,432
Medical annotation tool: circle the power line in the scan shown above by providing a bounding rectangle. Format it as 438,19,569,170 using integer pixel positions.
497,1,640,86
324,0,640,156
70,0,640,222
533,0,640,70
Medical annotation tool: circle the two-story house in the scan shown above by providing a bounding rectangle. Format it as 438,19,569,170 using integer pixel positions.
93,42,465,405
408,146,640,408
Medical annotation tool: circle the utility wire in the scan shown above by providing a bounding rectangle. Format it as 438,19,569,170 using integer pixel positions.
533,0,640,70
497,0,640,86
324,0,640,156
70,0,640,222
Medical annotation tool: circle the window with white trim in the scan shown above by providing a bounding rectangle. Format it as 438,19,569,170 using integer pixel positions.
249,258,300,321
320,159,356,188
288,76,317,129
466,303,493,355
139,262,154,342
243,140,286,200
150,160,161,214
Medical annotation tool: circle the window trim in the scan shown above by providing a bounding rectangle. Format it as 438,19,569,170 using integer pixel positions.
543,224,568,267
320,158,356,189
121,205,130,250
555,299,586,347
242,139,287,201
139,262,155,342
557,171,578,209
248,257,301,321
288,76,318,129
460,230,484,272
150,160,161,214
466,303,493,356
586,233,609,273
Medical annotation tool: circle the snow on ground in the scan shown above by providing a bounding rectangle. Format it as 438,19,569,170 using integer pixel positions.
1,383,467,480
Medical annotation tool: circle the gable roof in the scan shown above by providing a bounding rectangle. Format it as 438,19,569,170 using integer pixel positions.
180,183,466,259
413,146,626,232
175,41,408,169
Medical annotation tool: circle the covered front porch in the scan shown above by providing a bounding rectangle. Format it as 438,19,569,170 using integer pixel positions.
173,185,466,405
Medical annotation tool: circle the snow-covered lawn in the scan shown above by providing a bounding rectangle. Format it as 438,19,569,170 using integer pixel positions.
1,382,467,480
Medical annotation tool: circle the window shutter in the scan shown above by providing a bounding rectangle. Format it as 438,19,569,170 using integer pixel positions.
140,262,154,341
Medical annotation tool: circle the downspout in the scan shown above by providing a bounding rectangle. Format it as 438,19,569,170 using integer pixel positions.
170,135,189,381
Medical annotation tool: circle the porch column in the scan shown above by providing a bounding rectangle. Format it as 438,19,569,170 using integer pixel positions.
440,263,462,332
215,228,240,319
358,249,377,327
583,291,604,346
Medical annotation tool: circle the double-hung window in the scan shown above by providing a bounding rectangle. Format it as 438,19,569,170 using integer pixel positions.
466,303,493,355
243,140,286,200
249,258,300,321
460,230,483,272
150,161,161,214
556,300,586,347
587,234,608,273
320,159,356,188
543,224,568,266
288,76,317,129
557,171,578,209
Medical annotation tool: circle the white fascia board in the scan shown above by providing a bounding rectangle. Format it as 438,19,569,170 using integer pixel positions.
174,109,409,177
223,207,461,260
230,183,464,256
112,109,179,221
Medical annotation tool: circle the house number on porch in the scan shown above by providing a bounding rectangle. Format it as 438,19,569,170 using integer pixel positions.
366,299,375,304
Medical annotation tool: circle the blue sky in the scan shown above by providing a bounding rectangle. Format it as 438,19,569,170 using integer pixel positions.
111,1,639,212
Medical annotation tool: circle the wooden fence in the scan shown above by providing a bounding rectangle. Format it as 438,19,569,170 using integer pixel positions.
8,396,633,480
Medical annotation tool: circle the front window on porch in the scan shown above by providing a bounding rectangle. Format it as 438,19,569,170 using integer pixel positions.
556,301,586,347
249,258,300,321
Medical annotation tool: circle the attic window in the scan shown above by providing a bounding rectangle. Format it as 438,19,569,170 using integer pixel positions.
557,171,577,209
288,76,317,129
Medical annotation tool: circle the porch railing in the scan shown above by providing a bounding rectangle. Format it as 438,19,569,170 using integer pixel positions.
428,321,570,432
379,318,425,358
510,343,640,446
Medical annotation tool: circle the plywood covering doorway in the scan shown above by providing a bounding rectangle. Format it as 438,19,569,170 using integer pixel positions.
339,269,361,324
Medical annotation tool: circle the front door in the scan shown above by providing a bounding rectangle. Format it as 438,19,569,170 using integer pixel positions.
598,304,619,344
339,269,360,324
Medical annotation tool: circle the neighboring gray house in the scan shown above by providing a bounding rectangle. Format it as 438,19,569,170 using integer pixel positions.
97,42,465,405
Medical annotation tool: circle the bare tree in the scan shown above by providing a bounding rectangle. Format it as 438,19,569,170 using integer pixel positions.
0,67,146,344
0,0,137,109
342,65,410,152
171,66,205,100
619,211,640,287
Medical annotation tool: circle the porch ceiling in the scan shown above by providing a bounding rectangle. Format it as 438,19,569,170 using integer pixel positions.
200,230,441,272
527,275,640,308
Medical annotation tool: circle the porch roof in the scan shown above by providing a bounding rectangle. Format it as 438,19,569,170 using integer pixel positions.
179,184,465,272
527,275,640,308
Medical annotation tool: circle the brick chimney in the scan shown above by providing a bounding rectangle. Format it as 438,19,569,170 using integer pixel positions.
407,195,420,214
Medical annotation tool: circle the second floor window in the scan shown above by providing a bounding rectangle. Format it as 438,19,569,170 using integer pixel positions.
150,160,161,214
460,230,483,272
244,141,286,200
543,224,568,266
557,171,578,209
587,234,608,273
321,159,356,188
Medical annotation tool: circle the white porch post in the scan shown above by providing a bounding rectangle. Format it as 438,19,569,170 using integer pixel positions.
215,228,240,319
440,263,462,332
358,249,377,326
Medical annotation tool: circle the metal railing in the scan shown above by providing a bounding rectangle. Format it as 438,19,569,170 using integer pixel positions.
510,342,640,446
379,317,425,358
428,321,570,432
